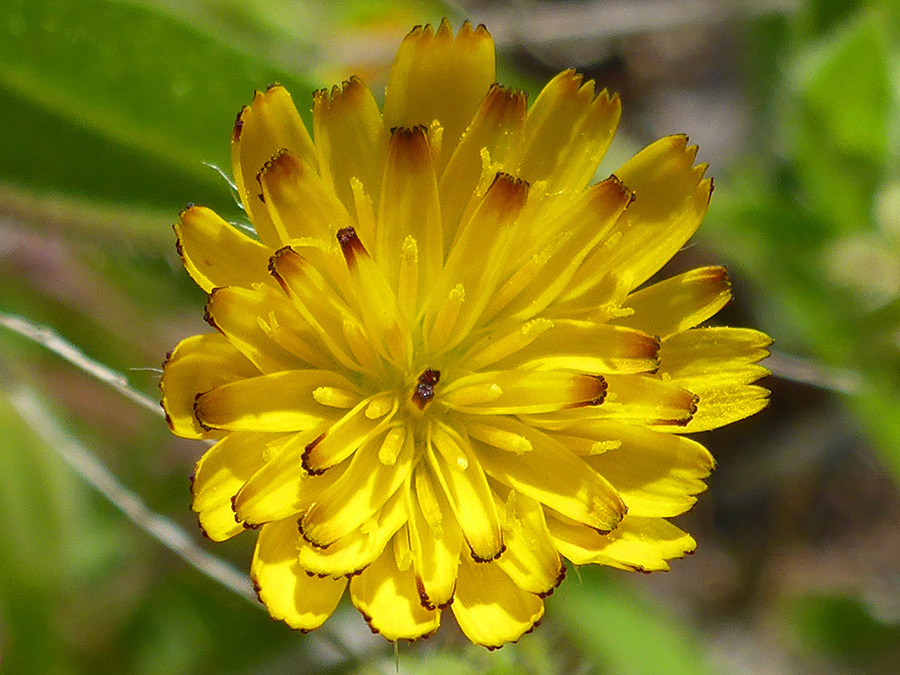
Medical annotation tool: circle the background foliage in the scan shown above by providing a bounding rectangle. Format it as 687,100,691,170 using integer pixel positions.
1,0,899,672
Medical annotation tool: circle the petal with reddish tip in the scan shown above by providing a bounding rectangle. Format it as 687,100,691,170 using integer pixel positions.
232,431,339,527
193,370,348,433
515,70,621,194
427,424,504,563
383,20,495,166
442,371,607,416
258,149,355,243
616,267,733,339
205,285,305,374
407,464,463,609
548,514,696,572
474,423,625,533
160,333,258,439
376,126,442,295
298,490,407,577
452,555,544,649
499,321,659,375
601,135,713,290
568,421,715,517
232,86,317,247
349,541,441,641
191,431,281,540
439,84,527,239
300,424,413,546
175,205,273,293
251,518,346,631
313,76,387,212
495,491,565,597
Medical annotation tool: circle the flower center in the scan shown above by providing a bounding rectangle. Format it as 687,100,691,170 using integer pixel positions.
411,368,441,410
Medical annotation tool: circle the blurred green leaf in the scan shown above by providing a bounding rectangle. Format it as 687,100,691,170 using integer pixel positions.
789,10,892,232
788,593,900,658
556,568,713,675
0,0,315,213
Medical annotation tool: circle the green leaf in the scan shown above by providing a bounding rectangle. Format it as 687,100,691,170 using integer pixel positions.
788,10,892,232
0,0,316,213
556,568,713,675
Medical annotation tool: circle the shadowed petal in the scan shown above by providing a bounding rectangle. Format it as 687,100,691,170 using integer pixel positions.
349,541,441,641
161,333,258,439
251,518,346,630
452,555,544,649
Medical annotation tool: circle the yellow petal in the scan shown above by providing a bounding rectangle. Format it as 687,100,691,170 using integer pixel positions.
439,84,527,239
301,396,398,475
300,424,413,546
232,85,317,247
204,285,305,373
175,205,273,293
442,371,607,415
193,370,348,433
298,489,407,577
251,518,346,630
485,176,633,323
602,135,713,289
654,327,771,433
548,514,696,572
499,321,659,375
191,431,279,541
268,246,367,373
515,69,621,194
258,149,355,245
495,490,565,597
616,266,732,339
349,541,441,641
452,555,544,649
658,385,771,433
376,126,442,297
425,172,529,352
232,431,340,527
160,333,258,439
335,227,412,368
659,327,772,388
313,76,387,212
531,374,698,427
572,421,715,517
407,465,463,609
383,20,495,167
426,423,504,562
474,423,625,533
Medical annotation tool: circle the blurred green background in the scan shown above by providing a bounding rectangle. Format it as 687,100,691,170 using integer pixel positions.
2,0,899,672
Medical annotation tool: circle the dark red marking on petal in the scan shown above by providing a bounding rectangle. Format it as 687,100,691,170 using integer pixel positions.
192,393,213,431
537,563,567,598
301,433,328,476
296,518,330,549
470,542,506,563
568,375,608,408
232,107,248,143
335,226,368,268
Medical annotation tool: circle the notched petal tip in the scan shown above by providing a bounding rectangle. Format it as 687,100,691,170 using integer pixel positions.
470,542,507,563
255,147,300,184
536,564,567,599
416,576,455,611
192,391,215,432
232,106,249,143
568,375,608,408
300,433,329,477
336,225,367,265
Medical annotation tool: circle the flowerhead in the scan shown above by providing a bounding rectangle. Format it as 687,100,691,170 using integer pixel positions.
162,19,771,648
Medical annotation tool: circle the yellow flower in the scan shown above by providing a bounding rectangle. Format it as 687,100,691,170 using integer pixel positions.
161,20,771,648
